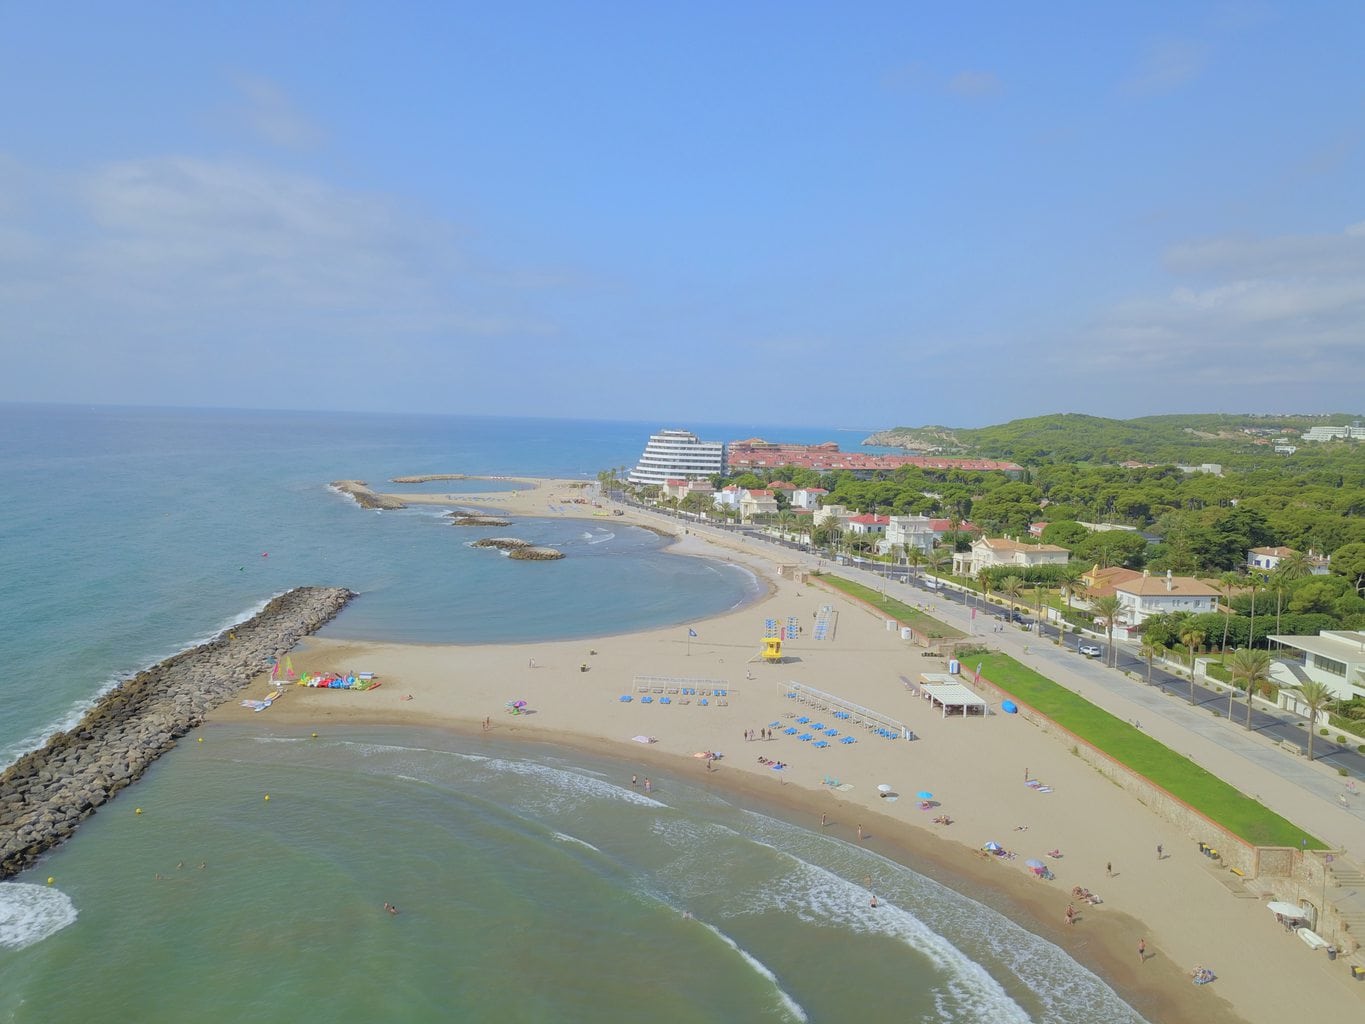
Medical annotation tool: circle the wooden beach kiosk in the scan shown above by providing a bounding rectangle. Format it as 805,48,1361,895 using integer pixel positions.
917,673,989,718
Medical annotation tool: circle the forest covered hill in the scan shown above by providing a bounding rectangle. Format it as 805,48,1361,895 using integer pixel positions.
864,412,1364,468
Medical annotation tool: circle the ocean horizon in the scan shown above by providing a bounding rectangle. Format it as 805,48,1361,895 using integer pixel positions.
0,403,1146,1022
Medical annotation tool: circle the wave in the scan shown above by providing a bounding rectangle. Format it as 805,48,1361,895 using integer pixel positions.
1,594,282,771
0,883,78,950
551,832,602,853
701,922,808,1022
734,810,1147,1024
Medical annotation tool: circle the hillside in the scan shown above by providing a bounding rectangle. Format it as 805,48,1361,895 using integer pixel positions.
864,412,1364,467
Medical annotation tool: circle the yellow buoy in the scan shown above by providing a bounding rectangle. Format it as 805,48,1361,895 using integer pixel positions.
135,808,143,815
197,736,203,743
264,794,270,801
47,877,54,885
311,732,317,738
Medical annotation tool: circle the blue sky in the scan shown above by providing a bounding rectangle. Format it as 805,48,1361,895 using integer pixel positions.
2,2,1362,428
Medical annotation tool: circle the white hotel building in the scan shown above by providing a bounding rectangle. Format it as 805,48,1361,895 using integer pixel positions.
628,429,727,487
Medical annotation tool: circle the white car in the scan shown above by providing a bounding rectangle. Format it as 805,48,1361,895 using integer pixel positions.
1079,643,1102,658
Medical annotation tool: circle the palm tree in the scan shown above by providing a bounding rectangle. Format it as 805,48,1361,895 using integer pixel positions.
1033,582,1048,640
977,568,993,619
1092,595,1122,668
1217,572,1241,654
1244,572,1264,650
1000,577,1025,619
1272,553,1311,635
1179,625,1206,705
1295,680,1335,761
907,548,924,579
1059,566,1085,611
1140,637,1165,686
1227,648,1272,729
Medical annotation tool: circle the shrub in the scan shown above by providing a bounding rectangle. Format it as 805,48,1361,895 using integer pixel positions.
1320,728,1330,736
1338,736,1347,744
1340,767,1349,776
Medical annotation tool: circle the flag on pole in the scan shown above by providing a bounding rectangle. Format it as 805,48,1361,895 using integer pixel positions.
971,607,976,619
974,662,982,684
688,629,698,637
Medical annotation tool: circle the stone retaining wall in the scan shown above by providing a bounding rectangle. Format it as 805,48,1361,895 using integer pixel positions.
0,586,354,879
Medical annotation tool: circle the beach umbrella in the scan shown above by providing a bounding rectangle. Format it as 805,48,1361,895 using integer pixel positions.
513,700,527,708
877,784,893,794
984,841,1003,852
1025,858,1046,869
916,791,933,801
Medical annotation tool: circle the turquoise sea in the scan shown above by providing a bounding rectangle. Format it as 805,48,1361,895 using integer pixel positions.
0,404,1145,1023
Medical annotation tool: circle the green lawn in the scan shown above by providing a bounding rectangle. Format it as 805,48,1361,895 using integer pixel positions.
975,653,1324,850
818,575,965,639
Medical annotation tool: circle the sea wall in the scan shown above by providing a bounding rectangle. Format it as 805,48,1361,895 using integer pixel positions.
0,586,354,880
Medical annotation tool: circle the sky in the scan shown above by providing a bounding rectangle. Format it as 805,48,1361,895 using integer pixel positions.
2,2,1363,429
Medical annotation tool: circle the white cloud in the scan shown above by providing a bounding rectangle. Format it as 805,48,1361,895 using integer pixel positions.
1072,221,1365,390
882,63,1003,99
231,75,325,150
947,71,1002,98
1123,39,1207,96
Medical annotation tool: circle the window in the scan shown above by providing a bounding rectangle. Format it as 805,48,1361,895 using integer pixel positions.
1311,654,1346,678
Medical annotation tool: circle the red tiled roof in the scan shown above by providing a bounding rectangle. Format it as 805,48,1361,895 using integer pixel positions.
850,514,890,525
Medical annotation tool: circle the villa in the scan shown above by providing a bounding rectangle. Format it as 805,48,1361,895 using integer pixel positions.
1268,629,1365,702
952,537,1070,577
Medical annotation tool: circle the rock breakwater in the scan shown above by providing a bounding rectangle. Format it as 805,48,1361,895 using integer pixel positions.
0,586,354,880
330,480,407,510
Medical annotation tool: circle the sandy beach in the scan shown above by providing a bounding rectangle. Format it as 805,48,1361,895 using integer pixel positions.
215,478,1363,1023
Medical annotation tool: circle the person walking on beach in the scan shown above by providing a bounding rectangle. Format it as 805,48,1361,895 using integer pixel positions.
1156,844,1163,860
857,824,864,841
1106,861,1113,876
643,778,652,794
631,774,638,787
1138,938,1146,961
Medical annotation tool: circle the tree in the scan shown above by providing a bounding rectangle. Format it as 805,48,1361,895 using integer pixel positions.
1140,637,1165,686
1295,680,1335,761
1244,573,1265,649
907,548,924,578
1227,648,1272,729
1092,595,1122,668
1033,582,1048,640
977,568,993,622
1330,542,1365,595
1217,572,1242,653
1000,577,1025,618
1271,553,1312,635
1178,624,1205,705
1059,565,1086,611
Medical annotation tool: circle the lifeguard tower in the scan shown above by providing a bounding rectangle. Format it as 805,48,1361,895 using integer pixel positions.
761,636,783,663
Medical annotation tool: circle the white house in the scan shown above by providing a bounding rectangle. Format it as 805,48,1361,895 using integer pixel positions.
1268,629,1365,702
952,537,1070,577
1247,546,1331,575
1112,570,1220,626
847,513,889,536
713,485,744,511
791,487,828,510
884,515,937,556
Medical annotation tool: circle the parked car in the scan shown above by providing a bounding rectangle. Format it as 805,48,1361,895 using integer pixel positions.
1078,642,1102,658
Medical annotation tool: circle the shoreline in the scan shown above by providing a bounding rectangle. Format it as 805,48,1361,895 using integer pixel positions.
202,479,1365,1021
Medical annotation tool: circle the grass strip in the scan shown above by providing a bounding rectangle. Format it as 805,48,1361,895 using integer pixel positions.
975,653,1324,850
818,575,965,639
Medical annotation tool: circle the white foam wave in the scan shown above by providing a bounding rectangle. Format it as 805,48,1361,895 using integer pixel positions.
701,922,808,1022
552,832,602,853
733,810,1146,1024
2,595,284,770
752,862,1030,1023
482,757,666,809
0,883,78,950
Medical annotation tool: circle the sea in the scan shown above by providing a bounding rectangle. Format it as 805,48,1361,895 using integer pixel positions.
0,404,1145,1023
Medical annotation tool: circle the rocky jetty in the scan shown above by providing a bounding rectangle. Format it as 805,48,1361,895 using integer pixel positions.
509,546,565,561
448,513,511,527
330,479,407,510
471,537,532,550
0,586,354,880
391,474,467,483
